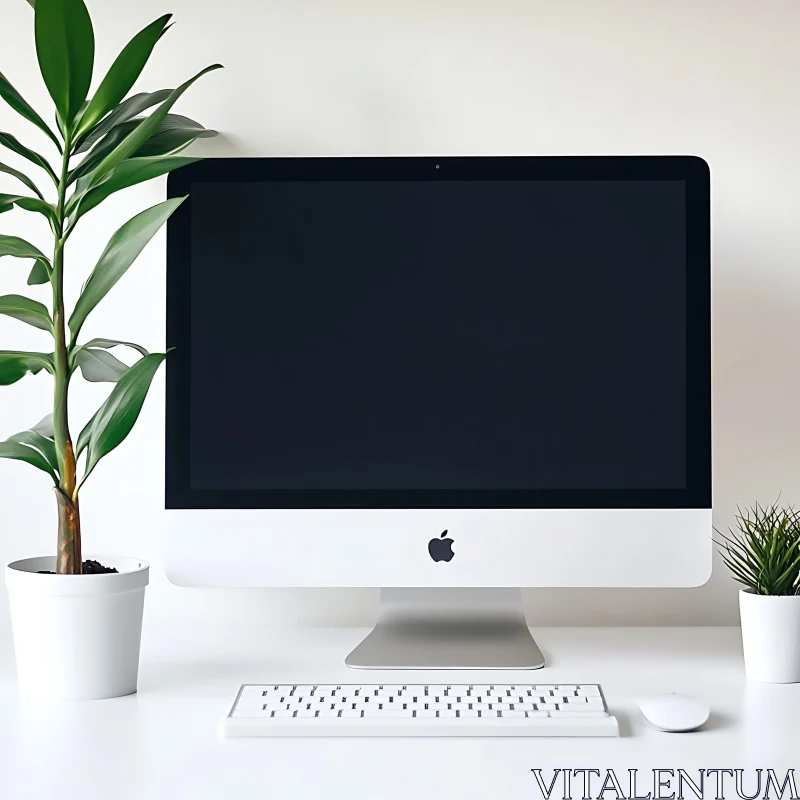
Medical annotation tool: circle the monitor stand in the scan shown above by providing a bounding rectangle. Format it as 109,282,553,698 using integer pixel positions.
345,588,545,669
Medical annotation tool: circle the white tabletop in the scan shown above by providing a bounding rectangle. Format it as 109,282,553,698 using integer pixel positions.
1,625,798,800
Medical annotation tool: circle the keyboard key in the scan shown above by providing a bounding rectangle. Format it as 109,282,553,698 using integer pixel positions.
240,686,269,698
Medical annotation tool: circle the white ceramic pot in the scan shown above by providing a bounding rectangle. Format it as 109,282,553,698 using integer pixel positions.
739,589,800,683
5,556,149,700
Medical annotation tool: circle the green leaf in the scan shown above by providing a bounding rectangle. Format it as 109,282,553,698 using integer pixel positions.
68,120,138,186
76,408,97,457
0,234,48,262
7,429,59,475
86,64,222,189
0,161,44,200
0,236,51,284
0,71,62,152
69,156,200,219
75,15,172,139
74,89,171,154
79,338,149,357
55,109,65,138
34,0,95,126
0,351,53,386
68,197,186,339
31,412,54,437
74,346,129,382
0,294,53,331
0,132,57,183
80,352,166,483
134,115,217,157
0,194,58,226
27,260,51,285
70,338,149,380
0,441,57,483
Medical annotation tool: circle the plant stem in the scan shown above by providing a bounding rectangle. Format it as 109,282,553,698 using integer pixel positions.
56,489,81,573
52,132,81,575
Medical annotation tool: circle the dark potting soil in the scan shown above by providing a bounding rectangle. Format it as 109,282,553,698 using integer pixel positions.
37,559,119,575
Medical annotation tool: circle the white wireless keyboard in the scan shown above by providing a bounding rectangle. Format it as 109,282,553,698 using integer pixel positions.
221,683,619,737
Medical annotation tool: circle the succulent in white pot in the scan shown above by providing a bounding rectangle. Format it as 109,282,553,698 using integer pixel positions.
716,502,800,683
1,0,220,699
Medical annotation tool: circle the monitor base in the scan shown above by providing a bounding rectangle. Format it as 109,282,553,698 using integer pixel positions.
345,588,545,669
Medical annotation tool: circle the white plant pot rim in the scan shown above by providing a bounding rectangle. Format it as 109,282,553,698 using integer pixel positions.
740,588,800,600
6,555,149,596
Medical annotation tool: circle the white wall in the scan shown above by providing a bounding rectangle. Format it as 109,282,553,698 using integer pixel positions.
2,0,799,630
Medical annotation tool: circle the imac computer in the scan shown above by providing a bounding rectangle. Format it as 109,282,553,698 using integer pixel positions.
165,156,711,669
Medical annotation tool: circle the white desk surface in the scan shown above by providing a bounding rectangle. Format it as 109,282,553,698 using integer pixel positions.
1,625,798,800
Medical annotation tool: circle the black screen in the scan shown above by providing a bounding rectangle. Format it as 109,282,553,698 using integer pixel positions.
187,178,687,494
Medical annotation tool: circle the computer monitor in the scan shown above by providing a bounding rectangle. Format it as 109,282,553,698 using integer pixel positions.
165,156,711,669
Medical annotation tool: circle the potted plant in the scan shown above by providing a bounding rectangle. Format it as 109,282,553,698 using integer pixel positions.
716,502,800,683
1,0,220,700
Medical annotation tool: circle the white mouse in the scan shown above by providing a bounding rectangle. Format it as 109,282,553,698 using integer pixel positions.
637,693,710,732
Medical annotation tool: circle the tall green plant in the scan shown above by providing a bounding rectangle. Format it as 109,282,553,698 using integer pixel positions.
0,0,221,573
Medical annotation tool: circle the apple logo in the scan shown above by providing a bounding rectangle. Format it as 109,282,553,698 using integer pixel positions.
428,530,455,563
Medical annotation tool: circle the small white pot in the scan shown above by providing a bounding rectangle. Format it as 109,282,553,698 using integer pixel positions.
5,556,149,700
739,589,800,683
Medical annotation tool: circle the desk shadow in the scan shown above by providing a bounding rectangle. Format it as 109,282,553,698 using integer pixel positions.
614,712,632,737
611,709,734,737
700,710,736,732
